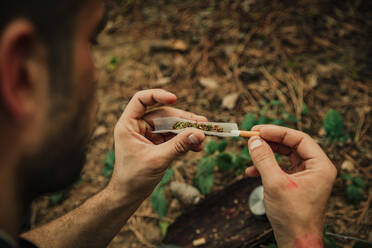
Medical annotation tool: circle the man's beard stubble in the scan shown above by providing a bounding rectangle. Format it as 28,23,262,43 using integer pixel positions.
16,87,96,204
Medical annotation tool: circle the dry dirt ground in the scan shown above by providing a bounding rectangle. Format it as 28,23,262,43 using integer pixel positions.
31,0,371,247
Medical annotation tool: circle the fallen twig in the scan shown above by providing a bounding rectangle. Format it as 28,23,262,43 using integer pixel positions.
357,188,372,224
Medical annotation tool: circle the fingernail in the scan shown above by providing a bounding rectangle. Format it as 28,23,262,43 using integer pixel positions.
249,138,263,151
188,134,200,145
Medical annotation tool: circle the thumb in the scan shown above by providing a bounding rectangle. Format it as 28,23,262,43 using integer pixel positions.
248,136,284,183
158,128,205,161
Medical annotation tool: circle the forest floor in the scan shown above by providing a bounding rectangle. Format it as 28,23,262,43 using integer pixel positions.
31,0,371,247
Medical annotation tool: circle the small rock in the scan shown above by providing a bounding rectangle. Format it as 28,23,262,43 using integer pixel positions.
172,40,188,52
307,74,318,88
222,93,239,110
193,237,206,247
94,126,107,137
170,181,201,206
341,160,354,172
318,127,326,136
157,77,171,86
199,77,218,89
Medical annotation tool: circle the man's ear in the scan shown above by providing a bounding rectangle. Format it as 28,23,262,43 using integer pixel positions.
0,20,48,123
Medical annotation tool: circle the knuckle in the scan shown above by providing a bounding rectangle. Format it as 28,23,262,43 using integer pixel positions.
133,91,144,99
174,141,188,154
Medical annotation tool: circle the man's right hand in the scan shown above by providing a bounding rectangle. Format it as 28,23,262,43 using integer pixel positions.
246,125,337,248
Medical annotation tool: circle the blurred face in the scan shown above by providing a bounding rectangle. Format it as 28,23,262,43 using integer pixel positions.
17,0,105,200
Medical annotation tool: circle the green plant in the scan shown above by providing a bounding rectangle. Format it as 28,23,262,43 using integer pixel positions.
107,56,123,71
193,104,302,195
159,220,170,236
193,139,252,194
341,174,365,205
193,156,215,194
323,235,340,248
151,168,174,218
103,150,115,178
49,191,64,206
323,109,349,142
241,100,300,131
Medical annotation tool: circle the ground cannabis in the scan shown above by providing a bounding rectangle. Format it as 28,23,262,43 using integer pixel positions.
172,121,224,132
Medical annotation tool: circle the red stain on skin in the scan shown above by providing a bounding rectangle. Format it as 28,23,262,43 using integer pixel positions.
286,180,298,190
294,234,323,248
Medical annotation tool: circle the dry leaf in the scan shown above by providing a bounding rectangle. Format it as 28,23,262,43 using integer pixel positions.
222,93,239,110
172,40,188,51
246,49,264,57
93,126,107,138
157,77,171,86
341,160,355,172
199,77,218,89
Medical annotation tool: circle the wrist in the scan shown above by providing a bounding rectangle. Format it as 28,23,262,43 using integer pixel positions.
102,181,146,211
275,224,323,248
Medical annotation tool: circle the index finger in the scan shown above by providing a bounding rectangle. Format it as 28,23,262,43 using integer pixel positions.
123,89,177,120
252,125,326,160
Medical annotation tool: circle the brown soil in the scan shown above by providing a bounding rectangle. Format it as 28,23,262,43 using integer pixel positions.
30,0,371,247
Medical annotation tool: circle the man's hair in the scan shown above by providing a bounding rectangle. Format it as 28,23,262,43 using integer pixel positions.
0,1,91,93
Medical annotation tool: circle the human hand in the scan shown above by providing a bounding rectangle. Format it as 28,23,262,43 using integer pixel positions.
245,125,337,248
107,89,207,204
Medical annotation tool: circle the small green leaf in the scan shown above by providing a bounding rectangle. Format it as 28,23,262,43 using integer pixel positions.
241,113,257,131
194,156,215,194
285,60,294,68
196,157,215,176
323,109,346,141
104,150,115,169
270,119,284,126
352,177,366,189
216,153,233,172
275,153,281,162
205,140,219,155
103,150,115,178
194,173,214,195
260,106,269,116
49,191,64,205
339,134,349,143
239,146,251,161
73,178,83,186
103,166,113,178
341,173,352,181
159,168,174,186
232,155,247,170
258,115,268,125
270,100,282,106
282,112,297,123
151,186,168,218
108,56,119,71
217,139,228,152
159,220,169,236
232,136,244,141
302,103,309,115
323,235,338,248
346,184,364,205
110,56,118,64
